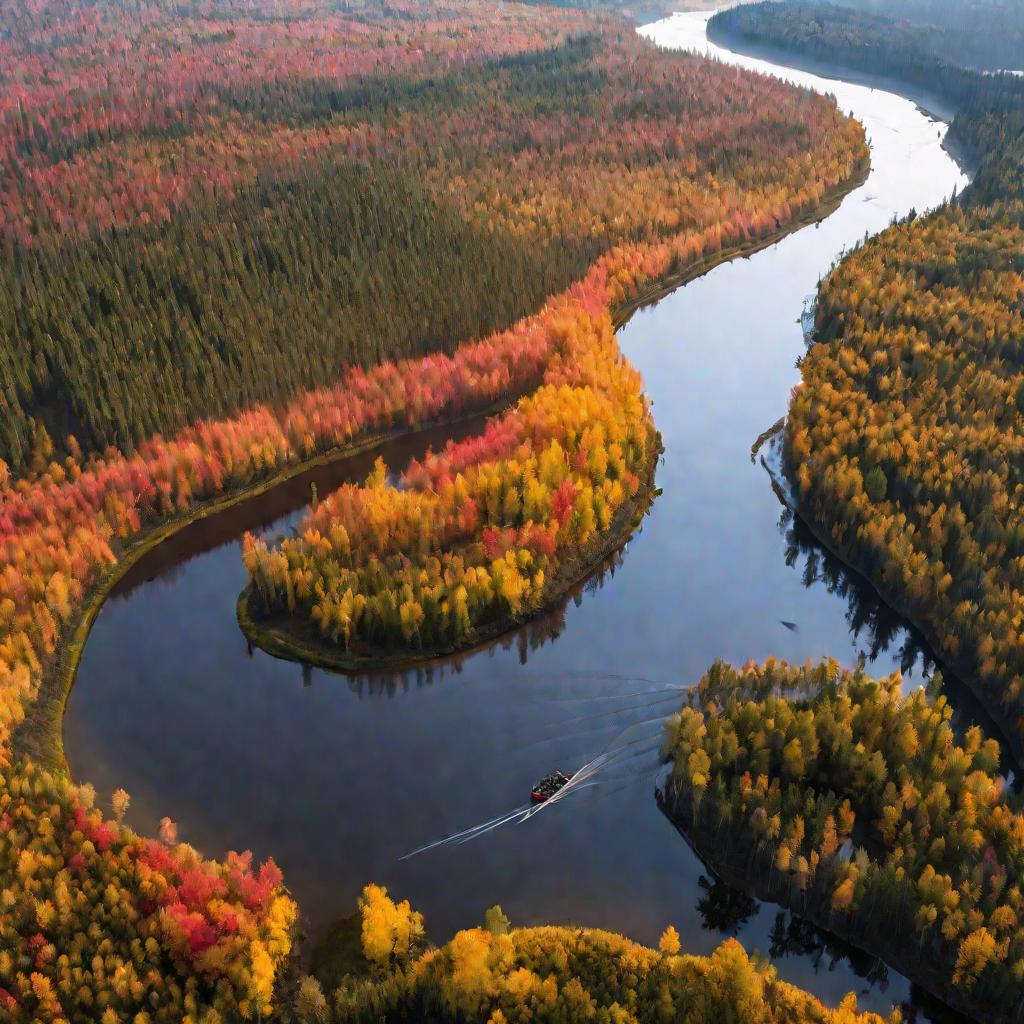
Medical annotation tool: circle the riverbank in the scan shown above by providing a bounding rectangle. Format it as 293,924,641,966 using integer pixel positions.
707,17,1024,766
709,21,1024,772
610,161,869,330
704,13,999,179
22,162,870,779
752,442,1021,773
706,18,960,125
778,450,1024,769
12,397,526,775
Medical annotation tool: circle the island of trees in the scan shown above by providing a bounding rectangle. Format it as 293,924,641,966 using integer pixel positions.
0,1,874,1020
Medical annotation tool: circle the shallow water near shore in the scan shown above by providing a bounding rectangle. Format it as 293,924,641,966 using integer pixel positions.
66,13,972,1019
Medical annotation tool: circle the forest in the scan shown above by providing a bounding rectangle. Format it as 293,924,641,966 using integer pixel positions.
789,204,1024,752
293,883,899,1024
0,1,877,1021
0,0,857,477
0,759,296,1022
762,0,1024,70
660,659,1024,1021
0,0,594,472
9,0,1023,1019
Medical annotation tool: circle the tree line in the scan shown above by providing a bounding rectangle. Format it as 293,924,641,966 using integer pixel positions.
241,266,657,658
290,882,900,1024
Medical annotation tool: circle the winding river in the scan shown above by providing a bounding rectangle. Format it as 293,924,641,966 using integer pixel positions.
66,13,972,1021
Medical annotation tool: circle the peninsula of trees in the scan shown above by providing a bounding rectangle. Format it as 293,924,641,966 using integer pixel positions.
660,659,1024,1022
234,17,868,665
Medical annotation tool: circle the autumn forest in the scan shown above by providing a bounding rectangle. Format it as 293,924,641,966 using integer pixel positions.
0,0,1021,1022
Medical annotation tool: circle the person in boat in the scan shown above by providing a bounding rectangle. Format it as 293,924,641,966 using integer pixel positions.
531,769,573,801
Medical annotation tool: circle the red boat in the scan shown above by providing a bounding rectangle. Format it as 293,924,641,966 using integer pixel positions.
531,770,572,802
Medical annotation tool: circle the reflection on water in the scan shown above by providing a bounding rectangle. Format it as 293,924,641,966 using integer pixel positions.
784,510,935,677
298,546,629,698
690,874,966,1023
695,874,757,936
692,868,968,1022
65,12,974,1022
776,479,1017,775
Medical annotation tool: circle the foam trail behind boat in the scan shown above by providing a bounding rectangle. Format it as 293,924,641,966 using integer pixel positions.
402,700,674,856
400,804,532,859
453,806,533,845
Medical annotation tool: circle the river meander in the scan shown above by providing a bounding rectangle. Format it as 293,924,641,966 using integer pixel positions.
66,12,972,1020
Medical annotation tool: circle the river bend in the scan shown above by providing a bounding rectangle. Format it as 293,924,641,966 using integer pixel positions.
67,13,970,1019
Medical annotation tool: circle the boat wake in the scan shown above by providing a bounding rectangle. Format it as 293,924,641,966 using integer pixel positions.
400,710,670,859
399,804,537,859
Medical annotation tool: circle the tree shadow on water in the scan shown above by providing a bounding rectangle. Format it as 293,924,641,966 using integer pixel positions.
694,869,969,1023
779,505,1019,778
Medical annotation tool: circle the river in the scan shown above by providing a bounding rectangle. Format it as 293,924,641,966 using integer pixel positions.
65,12,971,1020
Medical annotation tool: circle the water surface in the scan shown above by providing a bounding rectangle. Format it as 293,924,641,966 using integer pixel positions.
67,14,971,1019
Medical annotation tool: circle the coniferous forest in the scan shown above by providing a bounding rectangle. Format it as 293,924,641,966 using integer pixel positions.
0,1,857,476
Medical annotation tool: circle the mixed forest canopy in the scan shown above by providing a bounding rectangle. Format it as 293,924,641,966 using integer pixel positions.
308,887,900,1024
778,0,1024,69
789,202,1024,750
5,0,1023,1021
0,0,864,477
661,660,1024,1020
0,0,595,473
